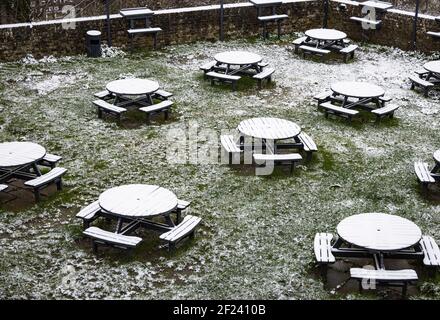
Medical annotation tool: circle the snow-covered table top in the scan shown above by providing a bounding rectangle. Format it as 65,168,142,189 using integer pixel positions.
331,81,385,99
238,117,301,140
120,8,154,18
215,51,262,66
337,213,422,252
0,142,46,168
249,0,283,6
305,28,347,41
360,1,393,10
99,184,178,218
86,30,101,36
423,61,440,74
106,79,160,96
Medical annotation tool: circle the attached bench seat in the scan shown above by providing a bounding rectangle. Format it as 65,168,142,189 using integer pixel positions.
83,226,142,252
253,153,302,173
93,99,127,121
414,162,436,187
221,135,242,164
173,199,191,224
253,68,275,89
371,104,399,122
300,45,330,60
206,72,241,91
420,236,440,267
297,132,318,161
200,61,217,78
340,44,358,63
350,268,418,296
139,100,173,122
258,14,289,40
427,31,440,38
350,17,382,26
293,36,307,53
94,90,113,101
39,153,62,168
128,27,162,50
314,233,335,263
24,167,67,201
76,200,102,229
159,215,202,250
415,69,429,77
0,184,8,192
152,89,173,101
409,75,434,97
320,102,359,122
314,91,333,106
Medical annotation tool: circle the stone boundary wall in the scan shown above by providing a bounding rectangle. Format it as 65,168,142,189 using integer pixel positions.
0,1,320,61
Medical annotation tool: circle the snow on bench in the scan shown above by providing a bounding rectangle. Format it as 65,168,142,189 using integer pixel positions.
297,132,317,161
83,226,142,252
94,90,113,100
320,102,359,122
427,31,440,38
24,167,67,201
314,233,335,263
371,104,399,122
127,27,162,34
173,199,191,224
139,100,173,122
76,200,102,229
253,153,302,173
152,89,173,100
206,72,241,91
350,268,418,283
221,135,242,164
409,75,434,97
253,68,275,89
313,91,333,107
414,162,436,190
257,14,289,22
0,184,8,192
350,17,382,26
300,45,330,60
420,236,440,267
93,99,127,121
293,36,307,53
340,44,358,63
39,153,62,168
160,215,202,249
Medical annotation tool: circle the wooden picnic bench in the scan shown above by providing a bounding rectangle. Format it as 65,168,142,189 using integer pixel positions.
300,45,330,60
220,135,242,164
253,68,275,89
314,233,335,264
340,45,358,63
320,102,360,122
350,268,418,297
159,215,202,250
94,90,114,101
409,75,434,97
258,14,288,40
24,167,67,202
173,199,191,224
292,36,307,53
420,236,440,267
76,200,102,229
414,161,436,192
371,104,399,122
206,72,241,91
152,89,173,101
83,226,143,252
93,99,127,122
253,153,302,173
297,132,318,161
139,100,173,123
39,153,62,169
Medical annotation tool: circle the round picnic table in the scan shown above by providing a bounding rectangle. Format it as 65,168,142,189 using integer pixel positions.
305,28,347,42
106,78,160,96
331,81,385,99
423,61,440,75
99,184,178,219
214,51,262,67
0,142,46,168
237,117,301,140
337,213,422,252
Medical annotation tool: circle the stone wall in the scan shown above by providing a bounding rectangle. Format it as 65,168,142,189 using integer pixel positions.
328,1,440,52
0,1,321,61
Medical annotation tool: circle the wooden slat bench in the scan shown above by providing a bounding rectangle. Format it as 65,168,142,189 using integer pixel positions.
152,89,173,101
300,45,330,60
420,236,440,267
76,200,102,229
39,153,62,169
258,61,269,69
93,99,127,122
258,14,289,40
320,102,359,122
83,226,142,252
206,72,241,91
379,95,392,106
139,100,173,123
253,68,275,89
371,104,399,122
159,215,202,250
415,69,429,77
409,75,434,97
221,135,242,164
313,91,333,107
350,268,418,297
350,17,382,27
414,162,435,192
253,153,302,173
24,167,67,201
340,44,358,63
427,31,440,38
200,61,217,78
128,27,162,50
173,199,191,224
293,36,307,53
94,90,113,101
297,132,318,161
314,233,335,263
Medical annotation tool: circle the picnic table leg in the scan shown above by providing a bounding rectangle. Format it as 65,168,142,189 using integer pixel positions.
341,96,348,108
115,218,123,234
32,163,42,176
164,214,176,227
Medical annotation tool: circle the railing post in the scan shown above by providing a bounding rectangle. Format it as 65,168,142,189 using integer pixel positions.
220,0,224,41
105,0,112,47
412,0,420,50
323,0,329,28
